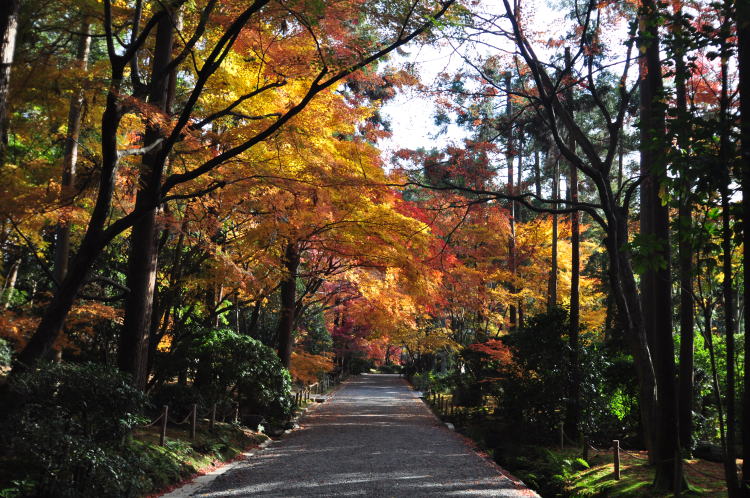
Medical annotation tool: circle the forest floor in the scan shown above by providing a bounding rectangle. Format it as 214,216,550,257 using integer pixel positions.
179,374,537,497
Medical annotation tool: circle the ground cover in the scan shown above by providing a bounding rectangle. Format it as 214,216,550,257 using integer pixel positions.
0,422,267,498
420,388,732,496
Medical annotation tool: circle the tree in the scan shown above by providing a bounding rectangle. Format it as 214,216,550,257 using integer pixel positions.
0,0,20,162
12,0,457,376
738,0,750,492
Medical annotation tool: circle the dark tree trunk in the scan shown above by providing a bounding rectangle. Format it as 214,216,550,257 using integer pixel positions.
247,299,262,337
672,5,695,455
719,17,740,492
505,73,517,330
737,0,750,492
534,150,541,199
13,65,126,373
277,242,300,368
119,8,176,389
549,157,558,310
564,47,581,440
0,0,19,163
638,0,682,488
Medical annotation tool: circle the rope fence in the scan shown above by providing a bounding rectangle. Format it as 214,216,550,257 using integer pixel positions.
135,373,347,447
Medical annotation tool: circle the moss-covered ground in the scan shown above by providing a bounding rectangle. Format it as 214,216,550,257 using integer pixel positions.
130,422,269,496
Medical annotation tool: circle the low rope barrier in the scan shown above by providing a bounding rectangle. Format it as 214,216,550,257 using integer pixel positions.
135,373,347,447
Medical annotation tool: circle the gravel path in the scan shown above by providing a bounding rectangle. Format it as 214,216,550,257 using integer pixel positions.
194,374,537,497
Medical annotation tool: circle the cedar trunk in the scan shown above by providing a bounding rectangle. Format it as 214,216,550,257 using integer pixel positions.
564,47,581,439
737,0,750,492
638,0,682,488
673,5,695,454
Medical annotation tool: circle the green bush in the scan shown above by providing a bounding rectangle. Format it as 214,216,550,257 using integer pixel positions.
0,362,150,497
378,364,402,374
410,370,453,393
187,329,293,425
149,382,206,420
347,355,374,375
0,337,12,367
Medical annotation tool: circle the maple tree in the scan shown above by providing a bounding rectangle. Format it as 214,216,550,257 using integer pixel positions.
3,0,456,380
0,0,748,495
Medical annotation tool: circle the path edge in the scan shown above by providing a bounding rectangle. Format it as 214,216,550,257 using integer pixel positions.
158,379,348,497
405,377,540,497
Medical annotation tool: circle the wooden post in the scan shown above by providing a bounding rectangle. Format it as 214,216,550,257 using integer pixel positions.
160,405,168,446
210,403,216,431
613,440,621,480
191,403,197,440
583,436,590,461
559,422,564,449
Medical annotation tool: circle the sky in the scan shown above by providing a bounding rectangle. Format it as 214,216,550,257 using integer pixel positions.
377,0,632,171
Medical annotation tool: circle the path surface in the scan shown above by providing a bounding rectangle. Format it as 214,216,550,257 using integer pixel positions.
194,374,537,497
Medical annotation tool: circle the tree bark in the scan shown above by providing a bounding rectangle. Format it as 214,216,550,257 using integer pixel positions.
534,150,541,199
638,0,682,488
672,5,695,456
737,0,750,491
0,0,19,163
118,7,176,389
277,242,300,368
719,13,739,491
1,257,19,309
564,47,581,440
549,157,558,310
53,23,91,286
505,73,517,330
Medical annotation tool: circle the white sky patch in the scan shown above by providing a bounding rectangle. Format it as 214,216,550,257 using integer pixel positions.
378,0,634,170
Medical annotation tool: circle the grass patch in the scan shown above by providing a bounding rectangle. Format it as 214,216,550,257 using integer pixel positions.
130,422,268,495
567,449,729,497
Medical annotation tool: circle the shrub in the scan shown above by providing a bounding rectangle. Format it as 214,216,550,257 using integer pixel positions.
148,382,206,420
187,329,294,424
0,362,150,497
347,355,374,375
378,364,402,374
0,337,12,367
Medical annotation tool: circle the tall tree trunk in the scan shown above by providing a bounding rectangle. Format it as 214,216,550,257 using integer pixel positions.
54,23,91,286
638,0,682,488
277,242,300,368
517,127,524,324
549,157,558,310
505,73,517,330
719,17,740,492
118,8,176,389
736,0,750,491
534,150,541,200
0,0,19,163
564,47,581,440
672,5,695,456
2,257,19,309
